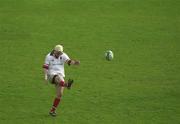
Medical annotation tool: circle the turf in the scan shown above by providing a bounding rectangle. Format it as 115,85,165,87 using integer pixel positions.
0,0,180,124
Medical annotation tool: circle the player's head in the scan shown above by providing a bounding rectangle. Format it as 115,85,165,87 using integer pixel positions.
54,45,63,58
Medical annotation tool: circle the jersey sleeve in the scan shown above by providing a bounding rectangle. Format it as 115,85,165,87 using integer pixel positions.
45,54,50,65
62,53,70,63
43,54,50,69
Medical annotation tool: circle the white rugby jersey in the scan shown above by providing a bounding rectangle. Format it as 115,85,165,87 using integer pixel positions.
44,52,70,77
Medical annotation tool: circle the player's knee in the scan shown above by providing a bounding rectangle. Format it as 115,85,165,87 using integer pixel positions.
55,76,65,86
59,80,65,87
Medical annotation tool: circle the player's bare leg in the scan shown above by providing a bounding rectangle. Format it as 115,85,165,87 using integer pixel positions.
49,75,63,116
49,76,74,116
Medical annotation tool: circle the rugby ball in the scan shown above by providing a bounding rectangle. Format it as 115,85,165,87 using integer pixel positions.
105,50,114,61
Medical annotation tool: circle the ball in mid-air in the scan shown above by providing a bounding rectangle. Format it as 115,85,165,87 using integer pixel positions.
105,50,114,61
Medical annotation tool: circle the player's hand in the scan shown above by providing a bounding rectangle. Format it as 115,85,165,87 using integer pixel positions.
74,60,80,65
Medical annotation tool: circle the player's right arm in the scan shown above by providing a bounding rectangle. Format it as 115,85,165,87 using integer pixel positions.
42,54,50,81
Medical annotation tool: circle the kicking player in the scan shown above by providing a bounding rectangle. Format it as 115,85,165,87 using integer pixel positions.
43,44,80,116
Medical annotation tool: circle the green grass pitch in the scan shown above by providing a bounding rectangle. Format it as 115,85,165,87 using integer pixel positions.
0,0,179,123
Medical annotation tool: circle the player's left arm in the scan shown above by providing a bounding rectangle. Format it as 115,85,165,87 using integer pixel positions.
66,59,80,66
63,53,80,66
